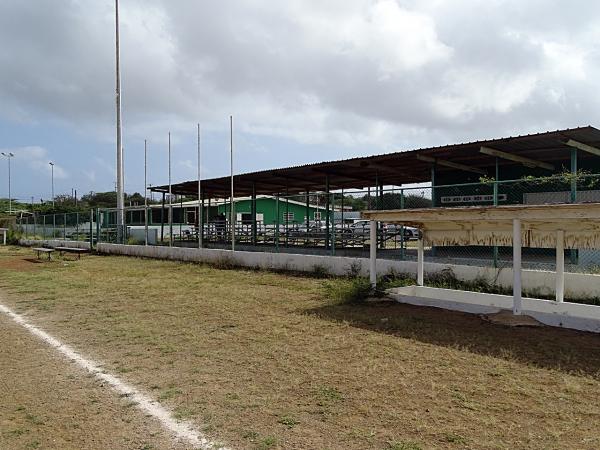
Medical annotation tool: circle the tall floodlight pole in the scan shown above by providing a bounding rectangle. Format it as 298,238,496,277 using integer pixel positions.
168,132,173,247
144,139,148,246
197,123,202,249
230,115,235,251
1,152,14,214
115,0,125,243
49,161,55,209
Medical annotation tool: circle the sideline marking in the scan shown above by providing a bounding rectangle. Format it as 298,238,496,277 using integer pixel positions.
0,302,227,450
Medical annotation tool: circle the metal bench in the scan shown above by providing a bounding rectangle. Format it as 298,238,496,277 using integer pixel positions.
33,247,54,261
55,247,89,260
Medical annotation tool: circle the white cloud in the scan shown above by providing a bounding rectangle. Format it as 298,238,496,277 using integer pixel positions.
2,0,600,182
1,146,68,179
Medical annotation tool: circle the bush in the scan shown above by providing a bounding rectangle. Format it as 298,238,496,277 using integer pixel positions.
6,228,21,245
323,277,373,304
311,264,330,279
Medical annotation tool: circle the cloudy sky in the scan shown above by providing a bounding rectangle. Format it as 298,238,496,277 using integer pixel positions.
1,0,599,201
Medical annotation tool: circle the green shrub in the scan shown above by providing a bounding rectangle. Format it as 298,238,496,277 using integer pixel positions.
311,264,330,278
6,228,21,245
323,277,373,304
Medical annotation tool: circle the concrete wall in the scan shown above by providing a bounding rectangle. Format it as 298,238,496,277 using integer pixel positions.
19,239,91,250
389,286,600,333
95,243,600,301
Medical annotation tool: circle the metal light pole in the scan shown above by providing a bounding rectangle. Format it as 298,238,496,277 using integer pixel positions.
1,152,14,214
197,123,202,249
144,139,148,246
115,0,125,243
49,161,55,209
230,115,235,251
168,132,173,247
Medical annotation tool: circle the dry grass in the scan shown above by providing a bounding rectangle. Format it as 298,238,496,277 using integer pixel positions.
1,245,600,449
0,300,189,450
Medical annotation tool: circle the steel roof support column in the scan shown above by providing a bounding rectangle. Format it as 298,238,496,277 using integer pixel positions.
430,165,436,258
200,192,205,248
400,189,405,260
160,192,165,244
305,191,310,231
570,148,578,264
493,157,499,268
340,189,344,248
285,188,289,248
275,193,280,252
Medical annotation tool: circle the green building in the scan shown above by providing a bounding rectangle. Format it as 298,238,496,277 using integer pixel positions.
106,195,337,227
211,195,331,225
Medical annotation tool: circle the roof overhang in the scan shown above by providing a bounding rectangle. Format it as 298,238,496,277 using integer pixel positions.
150,126,600,198
362,203,600,249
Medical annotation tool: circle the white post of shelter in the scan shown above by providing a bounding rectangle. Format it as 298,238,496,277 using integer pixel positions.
369,220,377,287
512,218,522,315
556,229,565,303
417,234,424,286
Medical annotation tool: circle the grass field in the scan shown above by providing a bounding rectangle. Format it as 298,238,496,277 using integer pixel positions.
1,245,600,450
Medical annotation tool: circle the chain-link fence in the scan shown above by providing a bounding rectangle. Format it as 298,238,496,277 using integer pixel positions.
17,211,97,245
14,173,600,273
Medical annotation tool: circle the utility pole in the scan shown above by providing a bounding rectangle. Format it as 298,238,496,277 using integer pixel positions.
1,152,14,214
115,0,125,243
49,161,55,209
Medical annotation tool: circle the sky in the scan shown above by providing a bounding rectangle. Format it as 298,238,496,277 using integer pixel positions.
1,0,600,202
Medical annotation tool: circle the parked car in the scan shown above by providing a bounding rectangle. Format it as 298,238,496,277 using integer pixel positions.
383,223,419,239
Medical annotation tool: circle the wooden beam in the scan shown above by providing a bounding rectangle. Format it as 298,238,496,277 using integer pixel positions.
565,139,600,157
480,146,554,171
416,154,486,175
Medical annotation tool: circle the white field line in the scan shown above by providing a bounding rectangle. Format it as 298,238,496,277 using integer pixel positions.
0,302,228,450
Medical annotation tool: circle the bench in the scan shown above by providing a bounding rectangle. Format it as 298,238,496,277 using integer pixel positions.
33,247,54,261
55,247,89,260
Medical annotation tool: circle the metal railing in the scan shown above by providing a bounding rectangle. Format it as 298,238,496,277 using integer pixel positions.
15,173,600,272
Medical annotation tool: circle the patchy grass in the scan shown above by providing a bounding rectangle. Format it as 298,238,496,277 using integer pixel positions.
1,246,600,449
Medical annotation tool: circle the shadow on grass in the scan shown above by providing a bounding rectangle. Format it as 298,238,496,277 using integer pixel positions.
306,300,600,378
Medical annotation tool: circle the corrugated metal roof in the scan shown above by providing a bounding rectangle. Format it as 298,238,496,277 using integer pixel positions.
151,125,600,197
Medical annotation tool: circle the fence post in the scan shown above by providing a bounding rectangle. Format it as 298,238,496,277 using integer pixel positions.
331,193,335,256
275,194,280,252
96,208,101,245
63,213,67,240
89,209,94,250
42,215,46,239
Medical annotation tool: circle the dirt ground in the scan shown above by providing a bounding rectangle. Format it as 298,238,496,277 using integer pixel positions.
1,245,600,450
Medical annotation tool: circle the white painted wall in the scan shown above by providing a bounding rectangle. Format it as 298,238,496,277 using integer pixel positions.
93,243,600,301
19,239,91,250
389,285,600,333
